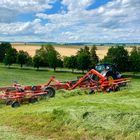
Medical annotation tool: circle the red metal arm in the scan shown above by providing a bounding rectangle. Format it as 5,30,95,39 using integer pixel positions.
69,69,107,90
45,76,61,86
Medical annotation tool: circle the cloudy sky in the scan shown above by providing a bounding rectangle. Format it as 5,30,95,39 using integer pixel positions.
0,0,139,43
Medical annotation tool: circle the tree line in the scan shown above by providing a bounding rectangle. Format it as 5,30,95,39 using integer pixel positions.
0,42,140,72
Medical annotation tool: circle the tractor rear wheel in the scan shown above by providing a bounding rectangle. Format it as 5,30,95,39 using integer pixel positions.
105,71,117,80
44,87,55,98
11,101,20,108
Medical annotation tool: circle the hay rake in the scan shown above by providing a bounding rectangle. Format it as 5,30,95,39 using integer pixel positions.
0,69,129,107
46,69,130,92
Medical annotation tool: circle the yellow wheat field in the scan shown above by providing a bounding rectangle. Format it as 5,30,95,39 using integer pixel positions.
12,43,132,59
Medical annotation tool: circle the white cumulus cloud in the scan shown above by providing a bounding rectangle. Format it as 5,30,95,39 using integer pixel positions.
0,0,53,12
0,0,139,42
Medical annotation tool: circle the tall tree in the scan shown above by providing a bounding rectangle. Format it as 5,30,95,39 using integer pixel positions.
33,55,43,70
46,45,61,71
77,46,91,72
35,45,48,66
77,52,91,72
64,55,77,72
4,47,17,67
103,46,116,63
90,45,99,68
77,45,90,56
129,47,140,72
26,56,33,66
103,45,129,72
77,46,91,71
34,44,61,71
0,42,12,62
17,50,31,68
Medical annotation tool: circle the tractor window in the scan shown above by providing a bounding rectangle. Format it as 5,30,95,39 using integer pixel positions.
105,65,112,71
95,65,105,72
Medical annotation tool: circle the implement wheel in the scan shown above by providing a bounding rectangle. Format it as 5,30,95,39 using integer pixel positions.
5,100,13,105
113,85,120,92
28,98,38,103
31,86,37,91
44,86,55,98
11,101,20,108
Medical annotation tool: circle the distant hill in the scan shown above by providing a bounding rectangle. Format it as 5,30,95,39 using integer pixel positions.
1,41,140,46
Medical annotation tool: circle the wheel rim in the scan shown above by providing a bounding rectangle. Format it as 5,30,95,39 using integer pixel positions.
108,76,114,85
108,76,114,80
44,87,55,98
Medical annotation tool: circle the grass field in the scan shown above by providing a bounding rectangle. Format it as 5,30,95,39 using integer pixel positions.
0,67,140,140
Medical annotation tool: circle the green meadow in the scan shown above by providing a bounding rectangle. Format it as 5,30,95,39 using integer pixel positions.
0,67,140,140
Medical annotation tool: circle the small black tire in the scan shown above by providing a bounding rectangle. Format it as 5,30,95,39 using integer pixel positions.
113,86,120,92
31,86,37,91
88,90,95,94
11,101,20,108
28,98,38,103
44,87,55,98
5,100,13,105
106,88,112,92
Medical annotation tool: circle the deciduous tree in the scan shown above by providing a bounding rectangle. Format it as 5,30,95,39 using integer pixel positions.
129,47,140,72
103,45,129,72
4,47,17,67
0,42,12,62
64,55,77,72
17,50,31,68
33,55,43,70
34,44,61,71
90,45,99,68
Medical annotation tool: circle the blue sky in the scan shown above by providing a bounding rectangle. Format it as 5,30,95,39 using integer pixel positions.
0,0,139,43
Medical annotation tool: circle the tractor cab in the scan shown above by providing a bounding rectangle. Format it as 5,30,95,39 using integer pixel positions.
95,63,122,80
95,63,115,73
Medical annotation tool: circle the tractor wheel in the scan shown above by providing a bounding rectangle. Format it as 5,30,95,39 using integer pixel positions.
44,86,55,98
106,71,117,80
5,100,13,105
28,98,38,103
11,101,20,108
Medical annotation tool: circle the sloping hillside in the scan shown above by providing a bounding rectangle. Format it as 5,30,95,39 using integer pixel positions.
0,67,139,140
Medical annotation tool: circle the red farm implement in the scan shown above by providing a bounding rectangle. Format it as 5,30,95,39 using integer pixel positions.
0,69,129,108
0,84,55,108
46,69,129,92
